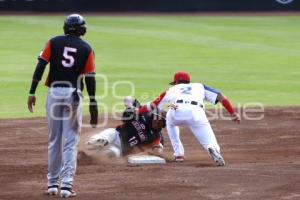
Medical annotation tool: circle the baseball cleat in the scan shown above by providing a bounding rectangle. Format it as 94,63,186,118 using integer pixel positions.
208,148,225,166
86,139,108,150
174,156,184,162
60,187,76,198
45,185,59,196
96,139,109,148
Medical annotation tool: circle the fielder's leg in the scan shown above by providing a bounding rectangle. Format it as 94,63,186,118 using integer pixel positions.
166,118,184,161
189,122,225,166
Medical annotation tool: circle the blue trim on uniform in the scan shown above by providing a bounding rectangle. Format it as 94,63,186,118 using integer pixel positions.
204,85,220,104
204,85,220,95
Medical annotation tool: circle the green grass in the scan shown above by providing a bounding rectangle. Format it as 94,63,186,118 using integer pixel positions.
0,15,299,118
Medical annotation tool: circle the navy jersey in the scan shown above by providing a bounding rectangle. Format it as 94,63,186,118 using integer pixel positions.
39,35,95,88
117,114,162,151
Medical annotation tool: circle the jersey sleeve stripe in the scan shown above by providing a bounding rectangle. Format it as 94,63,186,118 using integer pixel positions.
39,40,51,62
152,91,166,107
204,85,220,95
82,51,96,74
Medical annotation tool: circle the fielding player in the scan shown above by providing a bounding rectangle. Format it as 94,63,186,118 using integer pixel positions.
138,71,240,166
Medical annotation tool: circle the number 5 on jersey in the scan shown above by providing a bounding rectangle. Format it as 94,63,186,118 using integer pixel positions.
62,47,77,68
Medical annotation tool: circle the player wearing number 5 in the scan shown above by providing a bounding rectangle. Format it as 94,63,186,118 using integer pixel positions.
138,71,240,166
27,14,98,198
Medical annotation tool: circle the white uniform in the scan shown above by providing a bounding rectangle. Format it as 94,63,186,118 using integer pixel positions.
146,83,222,162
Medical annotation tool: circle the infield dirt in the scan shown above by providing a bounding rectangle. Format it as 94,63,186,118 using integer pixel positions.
0,107,299,200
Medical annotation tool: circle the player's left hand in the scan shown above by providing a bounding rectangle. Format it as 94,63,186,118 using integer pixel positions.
231,113,241,124
89,100,98,128
27,96,36,113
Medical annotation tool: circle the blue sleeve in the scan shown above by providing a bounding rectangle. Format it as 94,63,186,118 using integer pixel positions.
204,85,220,94
204,85,220,104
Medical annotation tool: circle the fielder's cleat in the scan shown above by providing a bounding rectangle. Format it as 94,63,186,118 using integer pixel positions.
174,156,184,162
208,148,225,166
45,185,59,196
60,187,76,198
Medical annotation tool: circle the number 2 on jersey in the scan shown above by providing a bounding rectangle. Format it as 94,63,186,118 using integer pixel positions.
62,47,77,68
180,86,192,94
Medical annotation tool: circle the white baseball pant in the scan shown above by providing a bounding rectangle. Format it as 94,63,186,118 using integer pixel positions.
166,104,220,157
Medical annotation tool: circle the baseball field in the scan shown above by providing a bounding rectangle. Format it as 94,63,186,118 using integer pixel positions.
0,14,300,200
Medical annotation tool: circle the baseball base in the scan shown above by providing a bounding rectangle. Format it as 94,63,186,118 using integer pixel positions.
128,155,166,164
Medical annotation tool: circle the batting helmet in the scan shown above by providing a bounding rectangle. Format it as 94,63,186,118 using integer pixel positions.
63,14,86,36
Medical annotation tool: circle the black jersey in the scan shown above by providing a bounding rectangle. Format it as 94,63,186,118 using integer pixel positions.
39,35,95,88
117,114,162,151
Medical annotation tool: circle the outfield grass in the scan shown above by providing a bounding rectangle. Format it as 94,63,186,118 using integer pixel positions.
0,15,299,118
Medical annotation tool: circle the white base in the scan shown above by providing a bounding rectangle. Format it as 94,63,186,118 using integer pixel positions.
128,155,166,164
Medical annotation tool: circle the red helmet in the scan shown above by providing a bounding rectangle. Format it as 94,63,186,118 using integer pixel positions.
169,71,190,85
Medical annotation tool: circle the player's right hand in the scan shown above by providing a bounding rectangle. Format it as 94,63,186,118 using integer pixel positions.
27,96,36,113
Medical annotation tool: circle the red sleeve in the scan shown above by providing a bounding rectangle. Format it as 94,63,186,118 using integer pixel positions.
138,105,148,114
138,91,166,114
152,92,166,107
221,99,235,115
81,51,96,74
39,40,51,62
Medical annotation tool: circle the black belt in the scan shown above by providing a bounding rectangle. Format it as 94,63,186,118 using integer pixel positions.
51,83,73,88
176,100,203,108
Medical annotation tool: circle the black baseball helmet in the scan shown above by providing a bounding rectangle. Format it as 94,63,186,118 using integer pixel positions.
63,14,86,36
122,107,136,123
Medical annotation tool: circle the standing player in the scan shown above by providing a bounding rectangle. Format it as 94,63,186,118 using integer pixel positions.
27,14,98,198
138,71,240,166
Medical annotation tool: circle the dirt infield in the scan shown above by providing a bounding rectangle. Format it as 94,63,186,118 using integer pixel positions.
0,107,299,200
